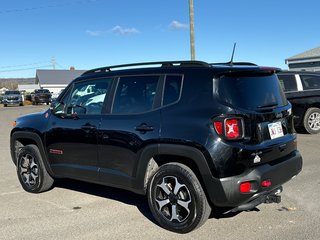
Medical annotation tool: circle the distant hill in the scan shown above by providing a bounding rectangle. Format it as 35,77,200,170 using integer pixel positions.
0,78,35,84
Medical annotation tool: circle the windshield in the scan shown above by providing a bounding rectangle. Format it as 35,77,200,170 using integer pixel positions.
5,91,20,95
216,74,287,110
35,89,50,93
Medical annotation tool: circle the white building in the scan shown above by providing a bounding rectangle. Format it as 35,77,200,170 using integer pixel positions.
35,69,86,94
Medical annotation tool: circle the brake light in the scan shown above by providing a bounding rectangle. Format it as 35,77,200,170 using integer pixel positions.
261,179,272,187
213,117,243,140
225,119,239,139
240,182,251,193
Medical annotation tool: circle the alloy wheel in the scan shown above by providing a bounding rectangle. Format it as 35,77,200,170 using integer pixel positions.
308,112,320,131
155,176,192,223
19,153,39,187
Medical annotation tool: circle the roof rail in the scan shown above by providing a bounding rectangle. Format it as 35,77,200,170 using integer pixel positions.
82,60,210,75
211,62,258,66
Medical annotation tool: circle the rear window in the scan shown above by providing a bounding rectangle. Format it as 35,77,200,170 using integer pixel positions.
216,74,287,110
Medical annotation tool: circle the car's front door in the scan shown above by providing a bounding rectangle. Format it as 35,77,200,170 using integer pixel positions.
46,78,112,181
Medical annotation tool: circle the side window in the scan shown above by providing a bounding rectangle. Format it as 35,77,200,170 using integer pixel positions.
277,74,297,92
62,78,111,115
300,75,320,90
163,75,183,106
112,75,159,114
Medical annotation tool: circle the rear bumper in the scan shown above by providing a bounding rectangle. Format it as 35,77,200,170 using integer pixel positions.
206,150,302,207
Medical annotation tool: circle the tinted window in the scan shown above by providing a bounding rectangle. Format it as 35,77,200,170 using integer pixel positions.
112,75,159,114
217,74,287,110
5,91,20,95
35,89,50,93
277,74,297,92
163,75,183,106
58,78,111,115
300,75,320,90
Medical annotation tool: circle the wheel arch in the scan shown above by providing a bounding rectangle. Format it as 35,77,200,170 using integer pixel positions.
10,131,54,176
136,144,217,199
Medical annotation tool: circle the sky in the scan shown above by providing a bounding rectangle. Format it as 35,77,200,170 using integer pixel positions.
1,0,320,78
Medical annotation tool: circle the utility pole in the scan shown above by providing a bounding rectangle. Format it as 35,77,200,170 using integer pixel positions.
189,0,195,60
51,57,56,70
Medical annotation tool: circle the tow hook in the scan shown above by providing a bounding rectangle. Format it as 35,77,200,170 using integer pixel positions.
265,187,282,204
265,194,281,204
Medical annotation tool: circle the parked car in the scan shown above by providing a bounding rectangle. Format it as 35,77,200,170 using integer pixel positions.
277,71,320,134
31,89,52,105
11,61,302,233
51,89,65,101
2,90,23,107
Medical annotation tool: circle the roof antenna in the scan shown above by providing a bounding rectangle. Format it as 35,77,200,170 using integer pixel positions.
229,42,237,66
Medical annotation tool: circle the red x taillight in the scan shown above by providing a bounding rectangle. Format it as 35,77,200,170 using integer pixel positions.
213,117,243,140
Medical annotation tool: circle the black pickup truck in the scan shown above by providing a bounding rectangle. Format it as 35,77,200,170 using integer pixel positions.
277,71,320,134
31,89,52,105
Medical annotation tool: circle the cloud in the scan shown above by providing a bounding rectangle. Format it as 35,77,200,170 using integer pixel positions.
110,26,140,35
169,20,188,30
86,30,104,37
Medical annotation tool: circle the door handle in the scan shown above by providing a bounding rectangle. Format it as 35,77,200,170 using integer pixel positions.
135,124,154,133
81,124,97,131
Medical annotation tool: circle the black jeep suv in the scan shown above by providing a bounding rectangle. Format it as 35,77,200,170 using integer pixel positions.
10,61,302,233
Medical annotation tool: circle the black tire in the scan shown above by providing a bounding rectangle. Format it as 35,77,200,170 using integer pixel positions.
4,104,7,107
147,163,211,233
32,101,35,105
16,144,54,193
303,107,320,134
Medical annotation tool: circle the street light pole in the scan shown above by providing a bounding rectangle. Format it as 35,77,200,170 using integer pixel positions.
189,0,195,60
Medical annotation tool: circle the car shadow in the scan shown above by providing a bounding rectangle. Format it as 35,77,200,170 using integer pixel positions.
53,179,157,225
54,179,250,224
209,207,259,219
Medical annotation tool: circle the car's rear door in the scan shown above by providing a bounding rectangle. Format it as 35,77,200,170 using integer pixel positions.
97,75,162,189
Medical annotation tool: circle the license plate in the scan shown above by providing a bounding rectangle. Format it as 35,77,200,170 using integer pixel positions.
268,121,284,139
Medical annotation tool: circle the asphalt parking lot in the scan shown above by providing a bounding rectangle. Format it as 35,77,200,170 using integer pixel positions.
0,105,319,240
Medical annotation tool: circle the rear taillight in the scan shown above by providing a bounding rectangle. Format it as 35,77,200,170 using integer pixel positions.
213,117,244,140
214,121,223,135
225,119,240,139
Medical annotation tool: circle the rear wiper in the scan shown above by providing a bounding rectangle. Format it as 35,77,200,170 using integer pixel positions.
257,103,278,108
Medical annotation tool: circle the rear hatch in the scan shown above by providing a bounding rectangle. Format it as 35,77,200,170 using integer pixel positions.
214,68,296,166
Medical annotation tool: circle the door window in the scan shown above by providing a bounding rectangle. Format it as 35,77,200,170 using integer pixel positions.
112,75,160,114
163,75,183,106
277,74,298,92
300,74,320,90
55,78,112,115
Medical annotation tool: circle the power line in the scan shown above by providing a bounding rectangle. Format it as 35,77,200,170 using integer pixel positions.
0,61,50,69
0,65,53,73
0,0,101,15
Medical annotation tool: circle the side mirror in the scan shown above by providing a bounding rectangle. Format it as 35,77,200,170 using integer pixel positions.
67,105,86,115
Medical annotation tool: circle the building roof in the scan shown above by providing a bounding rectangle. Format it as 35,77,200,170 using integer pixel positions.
286,47,320,62
35,69,86,85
